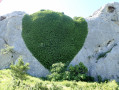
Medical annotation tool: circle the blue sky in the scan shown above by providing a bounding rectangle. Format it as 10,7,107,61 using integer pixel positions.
0,0,119,18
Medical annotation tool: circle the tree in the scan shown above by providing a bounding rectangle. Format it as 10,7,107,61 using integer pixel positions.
10,56,29,79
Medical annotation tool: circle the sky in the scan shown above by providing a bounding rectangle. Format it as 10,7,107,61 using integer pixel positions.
0,0,119,18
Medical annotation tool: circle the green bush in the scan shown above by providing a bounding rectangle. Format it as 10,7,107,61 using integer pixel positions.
47,62,67,81
97,75,102,83
33,82,49,90
22,10,88,69
97,75,109,83
68,62,88,81
47,62,94,81
10,56,29,79
66,62,94,81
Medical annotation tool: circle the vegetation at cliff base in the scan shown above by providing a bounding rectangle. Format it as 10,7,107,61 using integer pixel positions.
22,10,88,69
0,58,118,89
0,69,119,90
47,62,94,82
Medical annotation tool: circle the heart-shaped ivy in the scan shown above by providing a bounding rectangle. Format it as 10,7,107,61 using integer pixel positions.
22,10,88,69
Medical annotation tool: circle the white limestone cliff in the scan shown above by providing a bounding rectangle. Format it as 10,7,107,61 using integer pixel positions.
0,11,49,77
1,2,119,81
70,2,119,81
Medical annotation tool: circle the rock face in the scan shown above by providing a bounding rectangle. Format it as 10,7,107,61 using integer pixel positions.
1,2,119,81
70,2,119,81
0,11,49,77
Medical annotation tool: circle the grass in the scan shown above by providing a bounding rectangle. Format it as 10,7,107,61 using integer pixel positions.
0,69,119,90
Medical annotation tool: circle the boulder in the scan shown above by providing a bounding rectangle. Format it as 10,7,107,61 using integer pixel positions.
0,11,49,77
70,2,119,81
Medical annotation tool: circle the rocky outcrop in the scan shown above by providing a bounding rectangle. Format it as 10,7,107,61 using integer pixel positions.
70,2,119,81
1,2,119,82
0,11,49,77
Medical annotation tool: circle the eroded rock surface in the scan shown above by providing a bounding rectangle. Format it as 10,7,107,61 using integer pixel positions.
0,11,49,77
1,2,119,81
70,2,119,81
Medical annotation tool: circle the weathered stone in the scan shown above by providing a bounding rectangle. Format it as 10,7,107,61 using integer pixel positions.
0,16,6,21
1,2,119,81
70,2,119,81
0,11,49,77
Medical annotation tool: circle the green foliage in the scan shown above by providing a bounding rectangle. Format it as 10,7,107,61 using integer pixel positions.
33,82,49,90
66,62,94,81
1,44,14,54
10,56,29,79
22,10,88,69
0,69,119,90
97,75,109,83
47,62,67,81
50,62,67,73
68,66,87,81
69,62,88,74
97,75,102,83
50,83,63,90
47,62,94,82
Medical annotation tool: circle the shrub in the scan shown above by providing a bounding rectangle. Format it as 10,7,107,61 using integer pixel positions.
33,82,49,90
69,62,88,74
10,56,29,79
67,62,94,81
50,83,63,90
47,62,67,81
97,75,102,83
97,75,109,83
22,10,88,69
47,62,94,81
